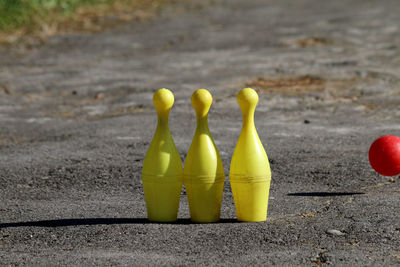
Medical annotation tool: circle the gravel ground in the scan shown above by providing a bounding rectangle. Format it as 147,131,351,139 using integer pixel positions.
0,0,400,265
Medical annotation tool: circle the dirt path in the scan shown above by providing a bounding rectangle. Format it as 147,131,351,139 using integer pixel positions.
1,0,399,265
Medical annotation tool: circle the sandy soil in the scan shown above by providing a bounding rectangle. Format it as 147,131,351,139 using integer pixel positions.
0,0,399,265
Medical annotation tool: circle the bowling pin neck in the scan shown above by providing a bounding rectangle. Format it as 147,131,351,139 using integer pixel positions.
195,110,209,119
195,115,210,132
157,110,170,123
156,111,171,132
241,107,256,128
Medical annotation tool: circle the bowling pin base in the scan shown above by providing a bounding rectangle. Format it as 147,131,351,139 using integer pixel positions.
142,176,182,222
230,176,271,222
184,176,224,223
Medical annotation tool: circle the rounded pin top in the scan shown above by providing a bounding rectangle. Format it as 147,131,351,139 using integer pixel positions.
153,88,174,113
191,89,212,117
237,88,259,111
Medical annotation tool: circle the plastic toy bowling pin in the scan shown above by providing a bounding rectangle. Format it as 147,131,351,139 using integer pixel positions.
142,88,183,222
183,89,225,223
229,88,271,222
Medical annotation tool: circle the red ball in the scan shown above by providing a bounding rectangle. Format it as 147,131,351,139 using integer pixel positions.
369,135,400,176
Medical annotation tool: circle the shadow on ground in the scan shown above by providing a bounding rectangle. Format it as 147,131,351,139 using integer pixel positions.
0,218,239,228
287,192,365,197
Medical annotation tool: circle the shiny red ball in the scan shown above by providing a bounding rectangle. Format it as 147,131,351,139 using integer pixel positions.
369,135,400,176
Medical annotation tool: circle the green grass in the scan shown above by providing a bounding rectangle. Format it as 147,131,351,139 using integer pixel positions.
0,0,116,32
0,0,173,44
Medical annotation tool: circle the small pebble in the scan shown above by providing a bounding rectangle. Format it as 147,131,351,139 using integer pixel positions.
2,232,10,237
326,229,345,236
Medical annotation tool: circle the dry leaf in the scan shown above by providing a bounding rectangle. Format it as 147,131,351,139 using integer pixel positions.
95,92,105,100
1,85,10,95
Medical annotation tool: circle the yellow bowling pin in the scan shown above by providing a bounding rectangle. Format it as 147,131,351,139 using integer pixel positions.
229,88,271,222
183,89,225,223
142,88,183,222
